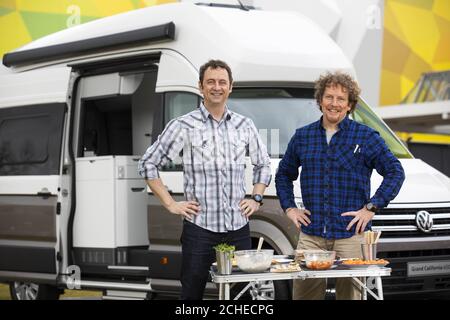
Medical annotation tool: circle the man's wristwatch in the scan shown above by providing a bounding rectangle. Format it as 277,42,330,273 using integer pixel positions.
252,194,264,206
365,202,378,213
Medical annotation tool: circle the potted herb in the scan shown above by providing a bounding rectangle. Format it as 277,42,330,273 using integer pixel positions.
214,243,236,253
214,243,235,275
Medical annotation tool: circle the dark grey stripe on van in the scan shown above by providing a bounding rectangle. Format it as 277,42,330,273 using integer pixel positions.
0,195,57,242
2,22,175,67
0,245,56,274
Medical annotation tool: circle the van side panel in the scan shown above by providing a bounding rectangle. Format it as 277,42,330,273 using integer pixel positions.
0,67,71,108
0,196,57,242
0,245,56,274
0,195,57,274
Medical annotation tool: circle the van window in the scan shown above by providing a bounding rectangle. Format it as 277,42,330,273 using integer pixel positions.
164,92,199,123
161,92,200,171
0,104,65,175
228,88,321,158
161,88,412,160
228,88,412,159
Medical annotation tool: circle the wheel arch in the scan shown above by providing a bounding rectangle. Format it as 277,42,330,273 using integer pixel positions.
249,219,294,255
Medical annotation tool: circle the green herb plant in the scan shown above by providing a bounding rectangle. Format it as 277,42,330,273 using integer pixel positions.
214,243,235,253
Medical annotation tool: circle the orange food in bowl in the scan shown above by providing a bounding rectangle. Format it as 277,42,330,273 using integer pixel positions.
306,260,333,270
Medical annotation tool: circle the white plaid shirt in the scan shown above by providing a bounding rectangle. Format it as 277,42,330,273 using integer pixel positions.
138,103,271,232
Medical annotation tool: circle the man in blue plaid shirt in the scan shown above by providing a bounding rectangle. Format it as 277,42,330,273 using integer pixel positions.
275,71,405,300
139,60,271,299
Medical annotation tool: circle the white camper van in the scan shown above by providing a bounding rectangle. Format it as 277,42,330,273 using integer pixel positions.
1,3,449,300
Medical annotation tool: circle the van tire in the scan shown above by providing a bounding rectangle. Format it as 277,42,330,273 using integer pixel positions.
9,282,60,300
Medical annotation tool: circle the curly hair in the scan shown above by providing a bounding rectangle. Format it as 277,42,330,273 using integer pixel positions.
199,59,233,86
314,71,361,113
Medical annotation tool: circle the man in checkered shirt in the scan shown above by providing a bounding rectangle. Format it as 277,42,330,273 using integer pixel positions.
138,60,271,300
275,71,405,300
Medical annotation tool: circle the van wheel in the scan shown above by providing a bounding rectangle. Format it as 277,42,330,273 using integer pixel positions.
248,279,291,300
9,282,60,300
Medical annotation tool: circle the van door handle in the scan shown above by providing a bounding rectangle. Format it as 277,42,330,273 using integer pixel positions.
37,188,51,199
131,187,145,192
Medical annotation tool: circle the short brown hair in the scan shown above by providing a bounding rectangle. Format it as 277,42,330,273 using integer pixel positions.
314,71,361,112
199,59,233,86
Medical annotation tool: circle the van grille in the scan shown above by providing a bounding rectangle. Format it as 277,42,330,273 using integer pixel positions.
371,207,450,238
377,250,450,296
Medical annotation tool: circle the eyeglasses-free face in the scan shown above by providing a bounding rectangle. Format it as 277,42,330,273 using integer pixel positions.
320,84,351,128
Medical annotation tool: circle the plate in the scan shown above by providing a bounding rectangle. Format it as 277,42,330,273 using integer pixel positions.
270,263,301,273
272,258,294,264
340,262,389,269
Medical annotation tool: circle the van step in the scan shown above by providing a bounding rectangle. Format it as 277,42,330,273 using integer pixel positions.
78,279,152,292
107,265,149,271
103,290,149,300
106,265,150,277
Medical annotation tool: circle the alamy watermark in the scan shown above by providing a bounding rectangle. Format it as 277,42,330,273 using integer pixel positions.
66,5,81,28
66,265,81,290
366,4,382,30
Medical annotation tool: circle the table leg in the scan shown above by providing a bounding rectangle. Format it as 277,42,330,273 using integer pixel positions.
225,283,230,300
234,282,253,300
375,277,384,300
362,277,367,300
219,283,224,300
352,277,381,300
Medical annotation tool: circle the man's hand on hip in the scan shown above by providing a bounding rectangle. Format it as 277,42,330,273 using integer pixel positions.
286,208,311,229
239,199,260,218
341,207,375,234
167,201,200,220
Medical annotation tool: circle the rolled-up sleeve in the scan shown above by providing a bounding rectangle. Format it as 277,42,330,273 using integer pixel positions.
247,119,272,186
138,118,184,180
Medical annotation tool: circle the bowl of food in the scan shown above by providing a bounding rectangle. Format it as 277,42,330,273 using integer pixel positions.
303,250,336,270
234,249,274,273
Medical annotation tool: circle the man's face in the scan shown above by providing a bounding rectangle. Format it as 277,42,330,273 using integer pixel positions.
320,84,351,127
199,67,232,107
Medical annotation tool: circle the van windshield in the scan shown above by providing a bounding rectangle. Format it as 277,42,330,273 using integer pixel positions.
228,88,412,159
352,99,412,159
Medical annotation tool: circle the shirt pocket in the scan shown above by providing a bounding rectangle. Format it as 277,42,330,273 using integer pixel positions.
335,144,365,171
230,130,247,164
190,129,215,164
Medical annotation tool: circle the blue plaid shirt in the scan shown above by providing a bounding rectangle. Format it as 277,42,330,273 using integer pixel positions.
275,116,405,239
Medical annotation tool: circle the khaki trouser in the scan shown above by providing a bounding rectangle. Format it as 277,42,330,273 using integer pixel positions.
293,231,364,300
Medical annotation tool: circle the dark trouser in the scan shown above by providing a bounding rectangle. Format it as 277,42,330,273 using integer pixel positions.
180,220,251,300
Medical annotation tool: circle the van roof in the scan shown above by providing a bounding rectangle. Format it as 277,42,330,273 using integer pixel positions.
1,3,354,82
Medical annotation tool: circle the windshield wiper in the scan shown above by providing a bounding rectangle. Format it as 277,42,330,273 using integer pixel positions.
236,0,250,11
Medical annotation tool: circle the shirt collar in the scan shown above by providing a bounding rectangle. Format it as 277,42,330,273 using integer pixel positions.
199,102,232,122
318,115,350,131
338,115,351,130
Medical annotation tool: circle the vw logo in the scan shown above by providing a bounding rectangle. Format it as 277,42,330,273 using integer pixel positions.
416,210,433,233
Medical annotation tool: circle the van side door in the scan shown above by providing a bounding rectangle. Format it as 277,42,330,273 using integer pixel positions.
0,67,70,282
